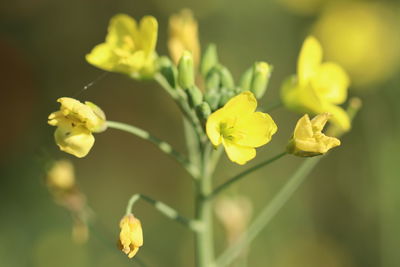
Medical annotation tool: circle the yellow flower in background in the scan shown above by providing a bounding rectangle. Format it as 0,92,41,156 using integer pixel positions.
281,36,351,131
168,9,201,66
206,92,277,165
288,113,340,157
119,214,143,259
86,14,158,78
47,159,75,190
313,2,400,87
48,97,107,158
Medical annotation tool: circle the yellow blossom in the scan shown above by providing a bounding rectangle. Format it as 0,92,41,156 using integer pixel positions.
119,214,143,258
312,2,400,87
86,14,158,78
48,97,106,158
287,113,340,157
206,92,277,165
47,160,75,190
168,9,201,66
281,36,351,131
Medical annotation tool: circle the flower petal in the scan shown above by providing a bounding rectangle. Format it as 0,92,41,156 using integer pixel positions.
234,112,277,147
106,14,138,48
312,62,349,104
138,16,158,55
54,126,95,158
223,141,256,165
224,91,257,114
298,36,323,86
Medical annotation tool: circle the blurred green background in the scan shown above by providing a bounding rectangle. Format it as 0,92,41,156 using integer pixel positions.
1,0,400,266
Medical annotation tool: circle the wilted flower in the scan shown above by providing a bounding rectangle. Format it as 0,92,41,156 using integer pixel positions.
86,14,158,78
287,113,340,157
281,36,351,131
48,97,106,158
119,214,143,258
168,9,201,66
206,92,277,165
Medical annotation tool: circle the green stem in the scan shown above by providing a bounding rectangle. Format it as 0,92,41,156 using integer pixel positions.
213,157,321,267
208,152,287,200
106,120,199,178
126,194,201,232
195,143,217,267
154,73,207,143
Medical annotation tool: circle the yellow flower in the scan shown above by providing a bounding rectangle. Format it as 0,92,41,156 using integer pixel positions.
119,214,143,259
47,159,75,190
168,9,201,66
86,14,158,78
206,92,277,165
287,113,340,157
48,97,106,158
281,36,351,131
312,2,400,87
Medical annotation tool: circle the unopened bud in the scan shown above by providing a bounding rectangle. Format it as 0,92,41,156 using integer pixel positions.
158,56,178,88
200,43,219,76
238,67,253,92
178,51,195,89
186,86,203,107
250,62,271,99
205,90,221,110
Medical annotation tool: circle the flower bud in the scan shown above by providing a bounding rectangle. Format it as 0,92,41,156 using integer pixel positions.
238,67,253,92
205,69,221,92
119,214,143,259
218,66,235,90
250,62,272,99
158,56,178,88
178,51,195,89
219,89,236,107
200,43,219,76
186,86,203,107
196,102,212,121
205,90,221,110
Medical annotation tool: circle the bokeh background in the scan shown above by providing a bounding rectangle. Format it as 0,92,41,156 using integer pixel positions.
1,0,400,266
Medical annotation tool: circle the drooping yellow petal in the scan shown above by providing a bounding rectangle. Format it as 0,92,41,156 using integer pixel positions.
54,125,95,158
119,214,143,259
298,36,323,86
223,141,256,165
320,103,351,132
312,62,349,104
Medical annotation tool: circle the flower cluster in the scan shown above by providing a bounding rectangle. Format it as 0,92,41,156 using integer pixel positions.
47,10,359,261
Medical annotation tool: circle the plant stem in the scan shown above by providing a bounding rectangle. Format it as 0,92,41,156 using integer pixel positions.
106,120,199,178
213,157,321,267
208,152,287,200
125,194,201,232
194,143,217,267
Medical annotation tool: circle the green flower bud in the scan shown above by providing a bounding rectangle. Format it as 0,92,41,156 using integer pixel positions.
186,86,203,107
250,62,272,99
196,102,211,121
205,69,221,92
238,67,253,92
178,51,195,89
205,90,221,110
158,56,178,88
201,44,219,76
218,66,235,89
